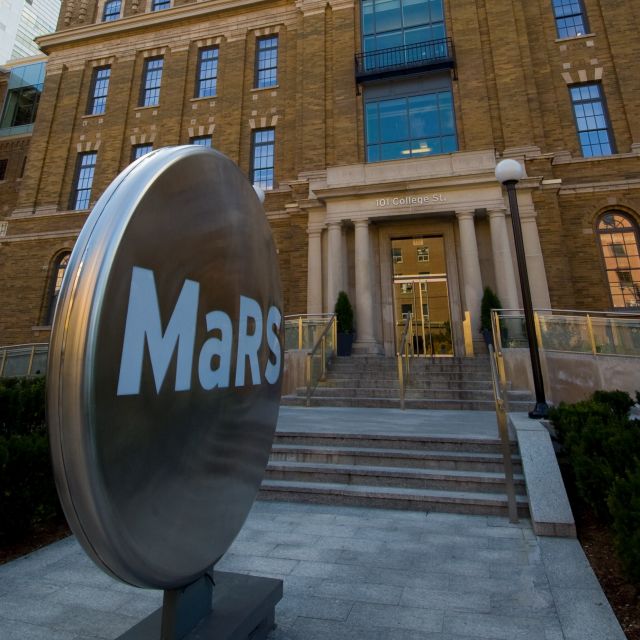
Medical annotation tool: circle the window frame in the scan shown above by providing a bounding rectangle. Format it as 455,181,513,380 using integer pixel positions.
86,65,111,116
552,0,589,39
195,46,219,99
250,127,276,190
569,82,615,158
0,158,7,181
254,35,279,89
102,0,121,21
596,211,640,310
139,56,164,108
70,151,97,211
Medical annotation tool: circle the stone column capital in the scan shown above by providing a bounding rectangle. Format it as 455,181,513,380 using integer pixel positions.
488,207,509,219
307,226,323,237
327,220,343,229
455,209,476,221
353,218,370,228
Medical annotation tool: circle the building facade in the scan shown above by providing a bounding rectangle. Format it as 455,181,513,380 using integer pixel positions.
0,0,639,355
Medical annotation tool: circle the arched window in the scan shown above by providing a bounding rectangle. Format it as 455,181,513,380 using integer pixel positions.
46,252,70,325
597,212,640,309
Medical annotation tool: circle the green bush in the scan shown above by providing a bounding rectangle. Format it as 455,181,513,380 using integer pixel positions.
334,291,354,334
0,377,46,437
608,465,640,584
0,377,61,543
480,287,502,332
550,389,640,584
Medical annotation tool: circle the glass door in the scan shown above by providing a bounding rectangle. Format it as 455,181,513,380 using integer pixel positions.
392,236,453,356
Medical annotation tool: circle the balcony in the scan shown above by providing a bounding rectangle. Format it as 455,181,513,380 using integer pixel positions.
355,37,455,83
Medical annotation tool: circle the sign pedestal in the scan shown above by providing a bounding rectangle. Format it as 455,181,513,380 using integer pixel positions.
117,572,283,640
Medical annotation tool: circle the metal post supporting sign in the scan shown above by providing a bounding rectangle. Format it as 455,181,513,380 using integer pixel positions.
47,146,284,639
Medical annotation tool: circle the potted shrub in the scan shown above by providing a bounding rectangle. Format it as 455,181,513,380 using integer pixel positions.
480,286,502,347
334,291,354,356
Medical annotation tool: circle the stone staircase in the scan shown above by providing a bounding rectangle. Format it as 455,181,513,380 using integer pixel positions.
281,355,533,411
259,431,529,517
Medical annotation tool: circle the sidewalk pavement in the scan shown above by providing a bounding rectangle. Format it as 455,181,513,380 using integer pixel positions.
0,500,626,640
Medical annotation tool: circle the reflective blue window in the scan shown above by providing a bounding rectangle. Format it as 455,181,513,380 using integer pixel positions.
87,66,110,115
196,47,218,98
361,0,444,53
365,89,457,162
552,0,588,39
102,0,121,21
140,57,163,107
71,152,97,210
570,83,614,157
190,136,212,147
251,128,275,189
255,36,278,89
131,144,153,161
151,0,170,10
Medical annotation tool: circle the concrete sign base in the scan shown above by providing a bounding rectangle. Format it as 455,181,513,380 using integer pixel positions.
116,571,283,640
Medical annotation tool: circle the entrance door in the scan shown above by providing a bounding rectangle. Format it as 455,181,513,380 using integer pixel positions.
392,237,453,356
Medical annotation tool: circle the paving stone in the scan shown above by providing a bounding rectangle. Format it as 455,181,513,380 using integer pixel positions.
401,586,491,613
346,601,444,633
290,560,370,581
443,611,559,640
367,566,451,591
270,544,345,563
313,535,384,553
315,580,403,605
0,619,77,640
275,594,354,621
216,553,299,576
537,537,602,590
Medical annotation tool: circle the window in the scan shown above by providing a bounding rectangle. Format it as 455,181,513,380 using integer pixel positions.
392,247,403,263
140,57,163,107
196,47,218,98
102,0,121,21
251,128,275,189
362,0,445,56
365,88,457,161
0,159,7,180
70,152,97,210
417,247,429,262
151,0,170,10
400,282,413,294
570,83,614,157
190,136,212,147
255,36,278,89
131,144,153,161
552,0,588,39
0,61,45,132
422,302,429,317
46,253,71,325
401,303,412,319
597,212,640,309
87,66,110,115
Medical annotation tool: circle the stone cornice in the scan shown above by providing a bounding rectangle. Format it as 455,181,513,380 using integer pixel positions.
37,0,292,52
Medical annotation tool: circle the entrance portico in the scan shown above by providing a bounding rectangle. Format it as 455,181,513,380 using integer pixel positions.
304,150,550,356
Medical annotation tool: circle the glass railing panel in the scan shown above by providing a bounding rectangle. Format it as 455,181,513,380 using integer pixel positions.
497,314,527,348
591,317,640,357
538,315,591,353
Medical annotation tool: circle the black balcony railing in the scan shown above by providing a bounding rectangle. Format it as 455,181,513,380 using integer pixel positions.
355,37,455,82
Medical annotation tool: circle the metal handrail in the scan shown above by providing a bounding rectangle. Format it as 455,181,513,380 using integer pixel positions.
285,314,334,351
305,314,337,406
488,343,518,524
0,343,49,378
396,313,414,410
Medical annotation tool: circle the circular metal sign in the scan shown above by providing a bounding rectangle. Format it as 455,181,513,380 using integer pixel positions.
47,146,283,589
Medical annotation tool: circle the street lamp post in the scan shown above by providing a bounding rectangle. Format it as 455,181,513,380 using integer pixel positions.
495,159,549,419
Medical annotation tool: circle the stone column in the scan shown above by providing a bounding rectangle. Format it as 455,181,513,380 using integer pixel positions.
456,210,484,333
307,227,323,315
488,208,519,309
520,207,551,309
353,219,380,353
326,221,343,313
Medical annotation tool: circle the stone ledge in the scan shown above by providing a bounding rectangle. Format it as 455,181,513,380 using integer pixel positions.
509,412,576,538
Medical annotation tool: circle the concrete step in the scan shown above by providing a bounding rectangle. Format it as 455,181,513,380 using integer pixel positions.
258,480,529,518
270,438,521,473
265,461,527,495
281,395,533,411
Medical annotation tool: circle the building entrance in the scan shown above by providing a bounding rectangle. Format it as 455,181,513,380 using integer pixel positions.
392,236,453,356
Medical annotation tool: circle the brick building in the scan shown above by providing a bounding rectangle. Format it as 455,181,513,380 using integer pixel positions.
0,0,639,355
